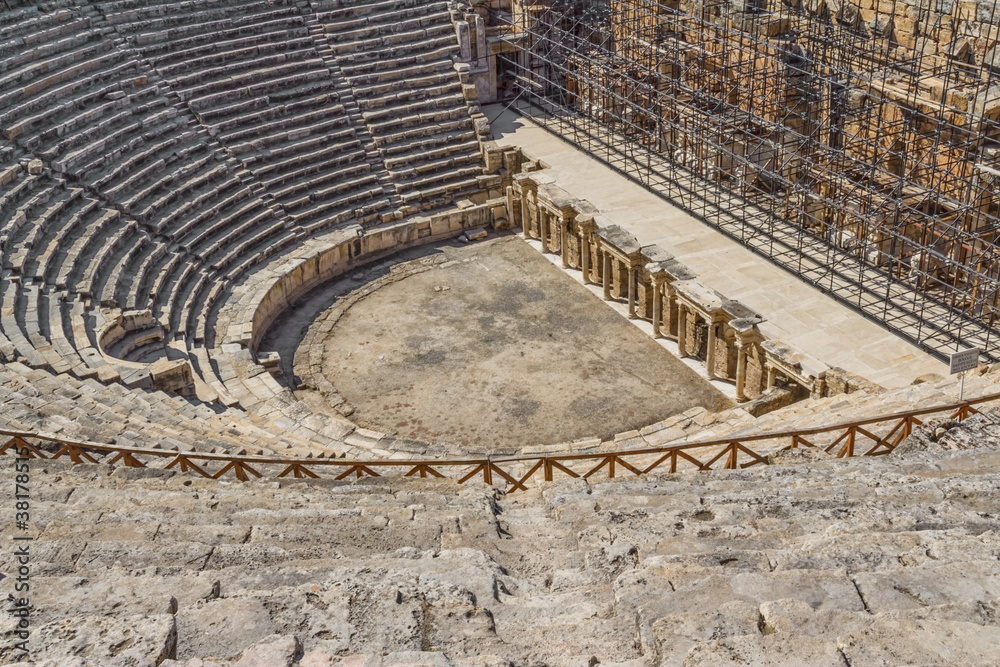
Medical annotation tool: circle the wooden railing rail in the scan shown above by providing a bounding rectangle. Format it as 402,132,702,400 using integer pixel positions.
3,391,999,491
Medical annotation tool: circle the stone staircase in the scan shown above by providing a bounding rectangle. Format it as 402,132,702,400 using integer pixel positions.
6,408,1000,665
298,0,402,215
309,0,489,215
90,0,401,234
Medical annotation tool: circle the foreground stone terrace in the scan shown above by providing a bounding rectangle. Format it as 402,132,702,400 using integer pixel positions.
6,411,1000,665
1,2,1000,663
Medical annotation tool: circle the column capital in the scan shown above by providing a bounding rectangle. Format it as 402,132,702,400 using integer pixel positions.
574,213,598,235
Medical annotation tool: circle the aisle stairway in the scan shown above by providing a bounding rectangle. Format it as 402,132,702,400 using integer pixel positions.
310,0,488,214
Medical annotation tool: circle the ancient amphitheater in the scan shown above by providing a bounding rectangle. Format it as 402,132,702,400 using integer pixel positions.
3,0,1000,664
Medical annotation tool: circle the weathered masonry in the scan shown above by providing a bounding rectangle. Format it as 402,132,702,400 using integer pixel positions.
510,169,868,406
485,0,1000,361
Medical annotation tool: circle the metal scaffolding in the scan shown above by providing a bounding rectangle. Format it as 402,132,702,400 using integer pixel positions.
497,0,1000,362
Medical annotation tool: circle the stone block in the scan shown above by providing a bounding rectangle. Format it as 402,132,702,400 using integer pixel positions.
150,359,194,395
0,164,19,185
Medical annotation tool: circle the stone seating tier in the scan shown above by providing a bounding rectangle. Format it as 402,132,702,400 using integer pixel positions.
0,0,497,475
0,55,145,139
3,52,140,133
310,0,432,20
355,78,465,114
314,0,486,212
318,2,452,42
384,138,482,171
79,219,137,302
175,57,329,105
154,36,318,79
6,406,1000,664
374,119,479,152
129,11,308,54
224,110,351,155
101,235,153,307
0,34,109,92
97,0,407,236
55,208,119,289
99,1,297,32
208,91,343,140
7,187,89,281
0,360,342,455
0,22,100,75
267,143,367,195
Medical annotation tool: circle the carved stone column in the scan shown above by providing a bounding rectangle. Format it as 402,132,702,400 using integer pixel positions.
735,340,748,401
663,284,676,339
651,276,663,337
472,14,487,66
602,251,612,300
520,193,530,240
456,21,472,62
627,266,637,319
560,214,569,268
506,185,515,227
729,314,764,402
577,215,596,284
705,321,717,378
677,305,688,356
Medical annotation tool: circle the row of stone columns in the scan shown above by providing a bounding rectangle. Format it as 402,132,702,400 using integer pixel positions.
511,171,833,403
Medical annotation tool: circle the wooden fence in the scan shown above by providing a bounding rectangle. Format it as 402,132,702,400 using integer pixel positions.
3,392,999,491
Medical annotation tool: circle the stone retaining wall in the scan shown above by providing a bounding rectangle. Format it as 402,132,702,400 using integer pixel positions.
228,203,498,355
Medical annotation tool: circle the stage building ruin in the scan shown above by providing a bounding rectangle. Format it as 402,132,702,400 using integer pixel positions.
483,0,1000,360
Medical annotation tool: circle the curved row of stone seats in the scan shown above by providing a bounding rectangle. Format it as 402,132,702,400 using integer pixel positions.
0,10,174,184
0,170,123,379
172,217,293,343
0,0,496,460
0,360,346,458
0,10,129,146
311,0,488,214
115,172,275,312
7,412,1000,665
0,0,276,330
95,0,400,232
0,7,335,407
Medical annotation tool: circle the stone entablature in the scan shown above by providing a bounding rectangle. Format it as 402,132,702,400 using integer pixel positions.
512,170,839,404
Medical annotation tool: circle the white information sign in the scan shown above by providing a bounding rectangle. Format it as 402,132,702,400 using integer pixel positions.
949,348,980,375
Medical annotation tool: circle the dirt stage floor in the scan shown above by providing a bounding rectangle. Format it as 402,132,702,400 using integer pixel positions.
290,235,730,450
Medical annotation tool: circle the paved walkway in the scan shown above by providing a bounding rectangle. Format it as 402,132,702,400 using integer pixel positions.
488,106,949,388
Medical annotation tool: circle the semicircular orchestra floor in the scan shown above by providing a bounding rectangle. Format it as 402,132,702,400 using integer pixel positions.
290,235,731,451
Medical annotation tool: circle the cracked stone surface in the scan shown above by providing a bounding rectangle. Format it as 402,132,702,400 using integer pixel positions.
5,412,1000,665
